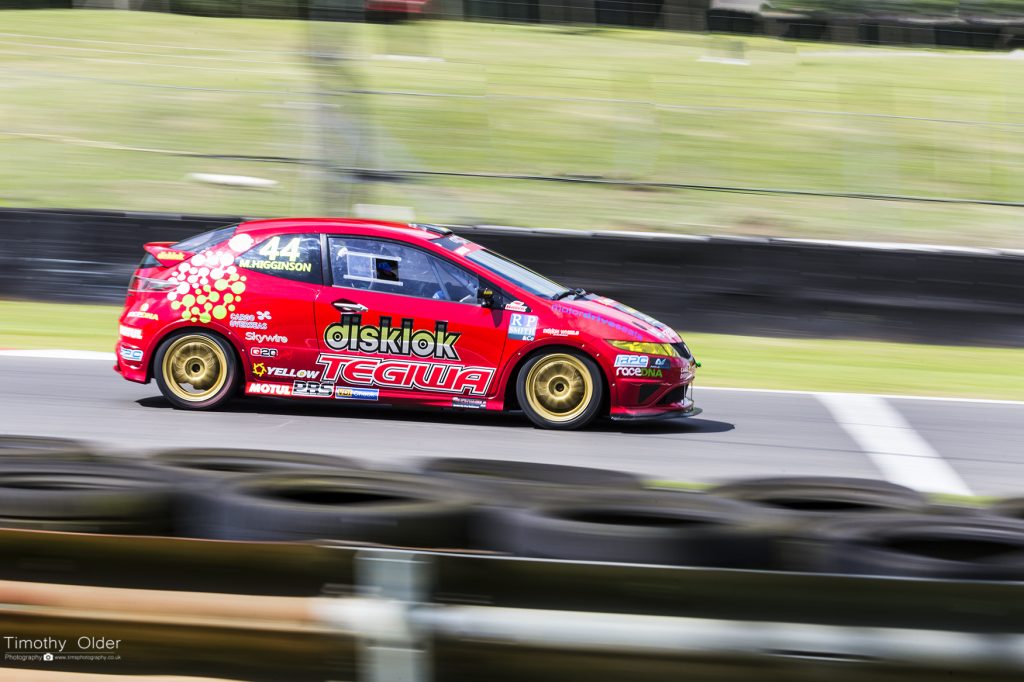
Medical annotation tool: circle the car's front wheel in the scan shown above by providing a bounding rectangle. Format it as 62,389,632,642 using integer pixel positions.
516,350,603,430
154,332,238,410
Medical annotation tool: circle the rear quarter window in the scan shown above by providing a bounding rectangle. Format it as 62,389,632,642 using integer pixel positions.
236,234,323,285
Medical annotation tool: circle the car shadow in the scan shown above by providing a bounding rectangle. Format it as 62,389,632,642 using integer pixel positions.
135,396,735,435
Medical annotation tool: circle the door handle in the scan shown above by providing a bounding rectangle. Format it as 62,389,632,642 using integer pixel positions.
332,301,368,313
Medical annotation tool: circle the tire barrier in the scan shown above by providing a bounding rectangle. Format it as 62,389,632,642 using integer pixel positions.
5,207,1024,345
479,491,775,567
781,514,1024,580
418,457,643,502
706,476,930,516
189,471,479,545
0,435,99,461
0,462,175,535
1,441,1023,581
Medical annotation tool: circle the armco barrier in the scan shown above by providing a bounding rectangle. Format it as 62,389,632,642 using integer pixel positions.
3,546,1024,680
2,207,1024,344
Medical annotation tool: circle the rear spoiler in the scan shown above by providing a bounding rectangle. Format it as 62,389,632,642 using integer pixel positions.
143,242,193,267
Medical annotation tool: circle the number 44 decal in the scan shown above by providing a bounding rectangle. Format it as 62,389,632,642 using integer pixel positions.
258,236,302,262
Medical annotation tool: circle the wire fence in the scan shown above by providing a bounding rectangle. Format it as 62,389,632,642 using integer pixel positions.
2,11,1024,245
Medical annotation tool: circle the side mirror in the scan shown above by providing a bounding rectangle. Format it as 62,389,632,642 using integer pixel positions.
477,287,495,308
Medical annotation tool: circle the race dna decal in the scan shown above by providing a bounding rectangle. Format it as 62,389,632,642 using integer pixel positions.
616,367,663,378
507,314,538,341
316,354,493,396
324,315,460,360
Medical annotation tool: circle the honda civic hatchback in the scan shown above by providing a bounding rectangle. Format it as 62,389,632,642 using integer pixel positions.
116,218,700,430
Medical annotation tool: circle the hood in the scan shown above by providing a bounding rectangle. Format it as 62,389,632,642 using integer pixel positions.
549,295,682,344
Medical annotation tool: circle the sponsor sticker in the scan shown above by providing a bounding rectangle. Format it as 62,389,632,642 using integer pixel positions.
317,353,494,396
237,258,313,273
616,367,664,378
157,250,186,261
551,304,644,340
614,355,649,368
266,367,320,380
119,347,143,362
230,312,268,330
651,357,671,369
127,304,159,321
245,382,292,396
119,324,143,340
293,380,334,398
324,316,461,360
335,386,380,401
542,328,579,337
505,300,531,313
508,314,538,341
452,396,487,410
245,332,288,344
250,347,278,358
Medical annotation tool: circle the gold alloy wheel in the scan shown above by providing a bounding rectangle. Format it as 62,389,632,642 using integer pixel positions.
524,354,594,423
161,335,228,403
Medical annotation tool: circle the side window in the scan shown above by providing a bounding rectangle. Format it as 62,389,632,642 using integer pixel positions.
329,238,449,301
236,234,322,285
433,257,482,304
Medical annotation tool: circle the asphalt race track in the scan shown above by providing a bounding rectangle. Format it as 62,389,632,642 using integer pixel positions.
2,354,1024,497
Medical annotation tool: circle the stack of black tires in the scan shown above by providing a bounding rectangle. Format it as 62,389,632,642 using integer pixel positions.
4,435,1024,581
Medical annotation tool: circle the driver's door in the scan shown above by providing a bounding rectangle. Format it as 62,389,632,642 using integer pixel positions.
313,236,508,406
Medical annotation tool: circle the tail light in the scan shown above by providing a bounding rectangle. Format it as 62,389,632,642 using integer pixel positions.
128,275,177,294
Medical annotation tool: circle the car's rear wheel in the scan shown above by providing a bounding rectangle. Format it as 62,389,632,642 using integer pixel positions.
155,332,238,410
516,351,603,430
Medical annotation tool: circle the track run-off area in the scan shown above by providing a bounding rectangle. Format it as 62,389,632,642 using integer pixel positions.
2,351,1023,497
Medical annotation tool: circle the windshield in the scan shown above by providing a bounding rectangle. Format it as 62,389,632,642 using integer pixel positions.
466,248,566,299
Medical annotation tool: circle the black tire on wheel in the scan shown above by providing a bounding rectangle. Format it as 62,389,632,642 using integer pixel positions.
192,472,479,547
515,350,604,430
153,331,239,410
782,514,1024,580
0,436,97,461
480,491,774,567
0,461,175,535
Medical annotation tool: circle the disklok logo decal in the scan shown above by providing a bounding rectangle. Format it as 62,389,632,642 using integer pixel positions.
324,316,461,361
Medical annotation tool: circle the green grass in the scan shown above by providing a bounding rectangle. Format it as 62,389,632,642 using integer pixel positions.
4,299,1023,400
4,11,1024,246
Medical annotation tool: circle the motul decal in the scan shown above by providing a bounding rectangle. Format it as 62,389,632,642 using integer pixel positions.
323,315,460,361
245,382,292,396
316,353,493,396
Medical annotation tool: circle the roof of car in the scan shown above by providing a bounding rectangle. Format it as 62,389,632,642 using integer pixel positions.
236,217,446,242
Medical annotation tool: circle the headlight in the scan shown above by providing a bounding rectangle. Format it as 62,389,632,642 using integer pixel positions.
606,340,679,356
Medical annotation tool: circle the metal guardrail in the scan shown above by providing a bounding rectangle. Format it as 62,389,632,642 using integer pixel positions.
3,531,1024,680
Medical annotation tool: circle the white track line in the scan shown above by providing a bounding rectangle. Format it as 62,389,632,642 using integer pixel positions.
816,393,972,496
0,350,114,360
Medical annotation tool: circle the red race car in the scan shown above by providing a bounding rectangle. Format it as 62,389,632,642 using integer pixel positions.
116,218,700,430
